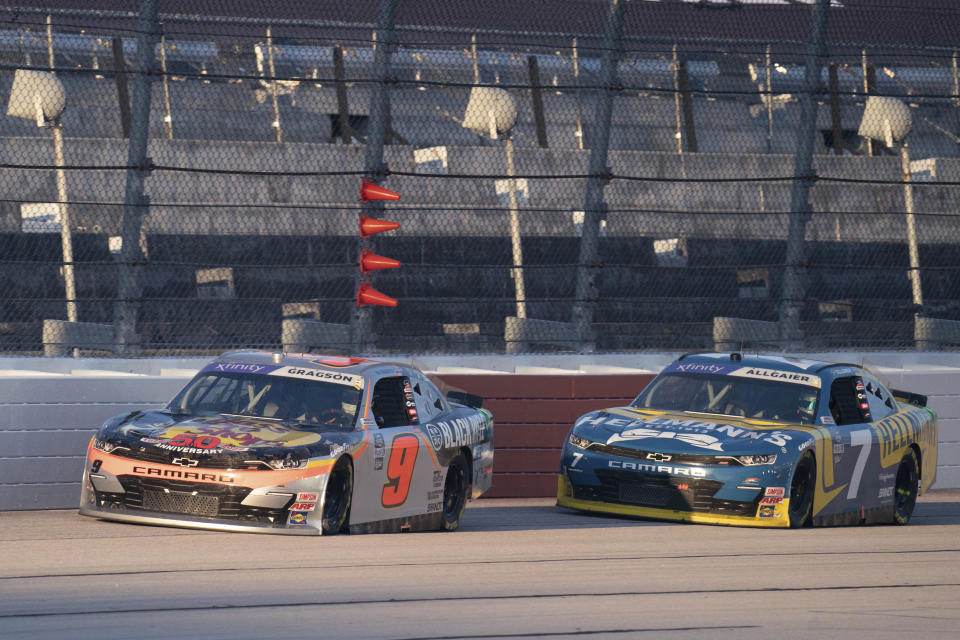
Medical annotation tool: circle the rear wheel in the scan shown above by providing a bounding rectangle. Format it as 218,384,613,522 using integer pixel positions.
893,448,919,525
788,453,815,528
321,458,353,535
440,454,469,531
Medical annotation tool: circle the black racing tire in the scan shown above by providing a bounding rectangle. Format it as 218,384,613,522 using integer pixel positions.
321,457,353,535
788,452,815,528
439,454,469,532
893,448,920,525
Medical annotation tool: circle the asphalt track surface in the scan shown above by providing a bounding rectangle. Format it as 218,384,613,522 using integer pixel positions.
2,491,960,640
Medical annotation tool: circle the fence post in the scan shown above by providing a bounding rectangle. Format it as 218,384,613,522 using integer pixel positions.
778,0,831,350
829,62,842,154
528,55,548,148
571,0,625,351
112,37,131,138
113,0,158,356
354,0,398,352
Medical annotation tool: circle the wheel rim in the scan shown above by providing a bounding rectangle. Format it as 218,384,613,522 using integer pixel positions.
443,460,466,521
894,452,918,520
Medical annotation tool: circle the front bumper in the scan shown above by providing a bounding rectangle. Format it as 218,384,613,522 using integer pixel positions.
78,504,322,535
556,473,792,528
79,450,333,535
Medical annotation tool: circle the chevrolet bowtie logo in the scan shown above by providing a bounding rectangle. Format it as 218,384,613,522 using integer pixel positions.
645,452,673,462
172,457,199,467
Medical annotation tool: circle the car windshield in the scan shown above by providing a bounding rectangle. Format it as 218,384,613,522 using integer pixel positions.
168,372,362,430
632,373,819,424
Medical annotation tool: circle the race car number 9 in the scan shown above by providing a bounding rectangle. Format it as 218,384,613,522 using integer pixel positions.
381,434,420,508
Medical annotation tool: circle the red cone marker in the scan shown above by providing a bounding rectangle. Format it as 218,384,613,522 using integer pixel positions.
360,249,401,272
359,214,400,237
356,282,398,307
360,178,400,202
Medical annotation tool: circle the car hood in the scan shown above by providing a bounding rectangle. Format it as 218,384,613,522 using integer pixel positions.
96,410,352,466
572,407,813,455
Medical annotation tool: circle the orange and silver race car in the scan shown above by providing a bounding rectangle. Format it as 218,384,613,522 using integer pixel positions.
80,351,493,535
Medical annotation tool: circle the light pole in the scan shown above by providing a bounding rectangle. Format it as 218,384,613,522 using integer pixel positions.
857,96,921,308
462,86,523,317
6,69,75,322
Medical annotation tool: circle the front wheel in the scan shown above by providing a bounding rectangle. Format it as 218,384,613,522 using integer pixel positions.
788,453,815,528
893,448,919,525
439,454,469,531
321,458,353,535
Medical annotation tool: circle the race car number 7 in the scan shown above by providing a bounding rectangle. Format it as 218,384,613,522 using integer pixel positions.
846,429,873,500
381,434,420,508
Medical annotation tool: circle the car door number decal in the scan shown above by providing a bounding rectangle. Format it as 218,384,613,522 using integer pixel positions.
846,429,872,499
570,452,584,468
382,433,420,508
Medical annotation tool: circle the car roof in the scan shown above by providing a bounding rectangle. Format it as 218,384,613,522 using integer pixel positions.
676,352,849,375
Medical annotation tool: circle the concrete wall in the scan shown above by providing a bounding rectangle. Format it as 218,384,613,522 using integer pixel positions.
2,351,959,510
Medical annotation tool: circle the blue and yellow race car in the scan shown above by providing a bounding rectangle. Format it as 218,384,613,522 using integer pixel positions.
557,353,937,527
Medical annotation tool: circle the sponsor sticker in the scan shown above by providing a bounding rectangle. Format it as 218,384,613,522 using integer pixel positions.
759,496,783,504
765,487,785,497
296,492,319,502
759,505,776,518
288,511,309,525
289,502,316,511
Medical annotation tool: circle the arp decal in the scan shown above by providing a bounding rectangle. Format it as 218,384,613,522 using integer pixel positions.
289,502,316,511
381,434,420,508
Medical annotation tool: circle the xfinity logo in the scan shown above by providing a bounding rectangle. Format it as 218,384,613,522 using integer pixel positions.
673,363,726,374
172,458,199,467
609,460,706,478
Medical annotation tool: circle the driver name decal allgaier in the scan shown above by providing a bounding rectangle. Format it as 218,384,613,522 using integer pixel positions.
662,362,821,388
730,367,821,388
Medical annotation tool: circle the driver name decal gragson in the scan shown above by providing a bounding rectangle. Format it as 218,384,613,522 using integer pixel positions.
270,367,365,389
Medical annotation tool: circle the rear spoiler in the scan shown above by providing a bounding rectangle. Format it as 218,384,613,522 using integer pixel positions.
892,388,927,408
446,390,484,409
